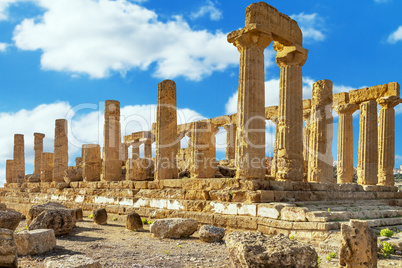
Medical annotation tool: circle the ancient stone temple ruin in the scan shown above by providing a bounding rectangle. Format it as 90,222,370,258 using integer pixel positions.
1,2,402,241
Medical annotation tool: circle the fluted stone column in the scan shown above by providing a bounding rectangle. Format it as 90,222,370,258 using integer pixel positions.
228,29,272,179
275,44,308,181
33,133,45,175
140,138,152,159
40,152,54,182
53,119,68,182
377,96,400,186
270,116,279,177
223,124,236,161
334,103,358,184
155,80,178,180
188,121,216,178
131,142,140,160
120,143,128,161
308,80,334,183
12,134,25,183
82,144,101,182
102,100,122,181
5,160,13,184
302,110,312,164
357,100,378,185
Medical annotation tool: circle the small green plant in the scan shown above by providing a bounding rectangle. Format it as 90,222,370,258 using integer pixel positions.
112,217,117,221
25,225,29,230
327,208,331,212
326,252,336,261
296,204,303,207
142,219,148,224
289,235,294,240
380,228,394,237
381,242,394,258
178,245,182,248
88,214,93,219
164,250,170,256
228,190,233,197
147,220,154,225
182,235,189,238
278,216,281,220
317,256,321,267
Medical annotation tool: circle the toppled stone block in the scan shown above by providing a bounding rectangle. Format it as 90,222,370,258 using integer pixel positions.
75,208,83,221
339,220,377,267
226,232,318,267
199,225,225,243
44,255,101,268
150,218,198,239
93,208,107,225
64,166,83,184
29,209,76,236
15,229,56,255
126,212,143,231
28,202,69,223
0,228,18,268
0,209,22,231
25,174,41,183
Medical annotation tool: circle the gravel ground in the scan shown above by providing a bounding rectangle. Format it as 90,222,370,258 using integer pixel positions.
15,218,402,268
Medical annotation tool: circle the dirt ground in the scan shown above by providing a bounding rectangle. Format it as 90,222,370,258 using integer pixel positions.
15,218,402,268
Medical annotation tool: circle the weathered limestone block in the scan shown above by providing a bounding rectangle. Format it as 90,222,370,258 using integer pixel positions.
150,218,198,239
0,228,18,268
199,225,225,242
188,121,217,178
82,144,101,182
226,232,318,267
126,159,150,181
5,160,13,184
131,142,140,160
44,255,101,268
308,80,334,183
125,212,143,231
14,229,56,255
0,209,22,231
339,220,377,267
63,166,83,184
334,103,359,183
349,82,400,104
25,174,40,182
29,209,76,236
28,202,69,222
140,138,153,159
41,152,54,182
53,119,68,182
377,96,401,186
33,133,45,175
102,100,122,181
357,100,378,185
155,80,179,180
74,208,83,221
228,27,271,180
93,208,107,225
12,134,25,183
281,206,308,222
257,202,295,219
275,44,308,181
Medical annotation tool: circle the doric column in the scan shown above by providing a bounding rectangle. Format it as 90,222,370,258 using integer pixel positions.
40,152,53,182
53,119,68,182
223,124,236,161
6,160,13,184
274,44,308,181
12,134,25,183
82,144,101,182
33,133,45,175
140,138,153,159
357,100,378,185
377,96,401,186
308,80,334,183
334,103,359,183
270,116,279,177
102,100,122,181
120,143,128,161
131,141,140,160
188,121,216,178
302,109,311,164
155,80,178,180
228,29,272,179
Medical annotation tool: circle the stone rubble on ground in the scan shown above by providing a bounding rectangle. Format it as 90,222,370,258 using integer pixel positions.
14,229,56,255
150,218,198,239
198,225,225,243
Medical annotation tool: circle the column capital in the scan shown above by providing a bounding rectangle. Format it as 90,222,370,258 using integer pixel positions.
228,28,272,53
377,96,401,109
270,116,279,126
223,123,236,132
34,133,45,139
274,42,308,68
334,103,359,115
303,109,311,121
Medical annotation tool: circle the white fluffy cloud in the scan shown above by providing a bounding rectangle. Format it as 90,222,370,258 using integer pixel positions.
0,0,19,21
290,13,326,43
387,26,402,44
0,43,8,52
191,0,222,21
0,101,205,186
12,0,237,80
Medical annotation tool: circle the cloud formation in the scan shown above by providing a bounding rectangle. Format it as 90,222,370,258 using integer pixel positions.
12,0,238,80
387,26,402,44
191,0,222,21
0,43,8,52
290,13,326,43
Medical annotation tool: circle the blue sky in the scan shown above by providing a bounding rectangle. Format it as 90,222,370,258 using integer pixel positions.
0,0,401,185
